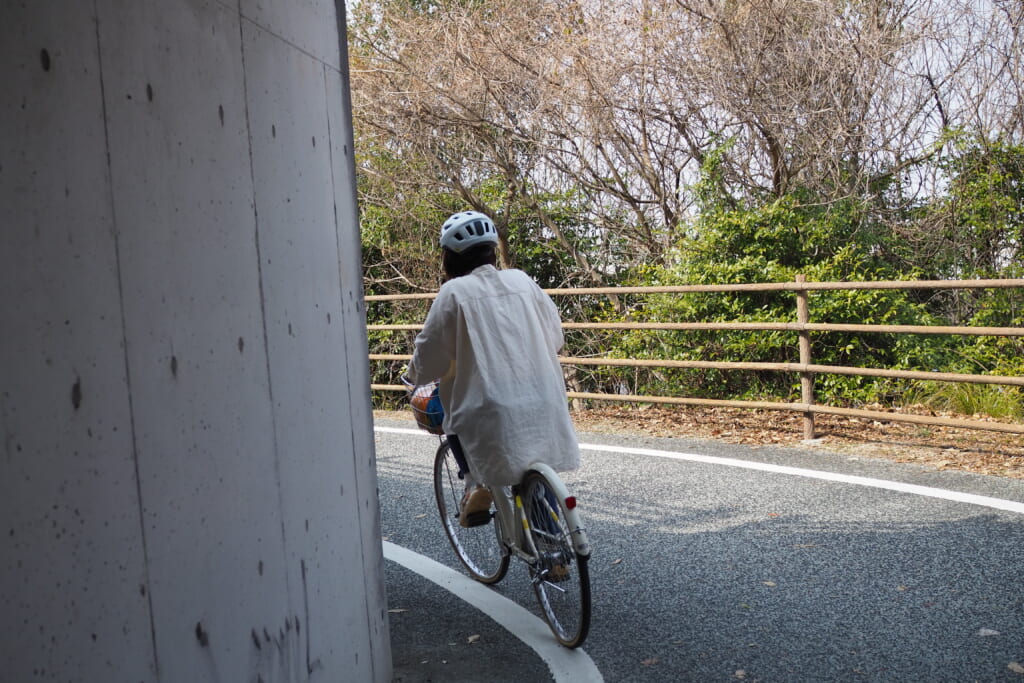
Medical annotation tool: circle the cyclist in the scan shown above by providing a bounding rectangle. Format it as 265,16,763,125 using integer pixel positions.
405,210,580,527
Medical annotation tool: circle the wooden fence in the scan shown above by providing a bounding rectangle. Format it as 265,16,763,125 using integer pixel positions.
367,277,1024,438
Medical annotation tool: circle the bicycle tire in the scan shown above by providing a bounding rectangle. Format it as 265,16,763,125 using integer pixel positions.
521,469,591,648
433,440,509,584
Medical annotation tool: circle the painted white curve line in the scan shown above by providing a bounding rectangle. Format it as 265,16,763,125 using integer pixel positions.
375,426,1024,515
382,541,603,683
579,442,1024,515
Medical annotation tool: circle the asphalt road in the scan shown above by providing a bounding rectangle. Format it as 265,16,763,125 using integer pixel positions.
375,417,1024,682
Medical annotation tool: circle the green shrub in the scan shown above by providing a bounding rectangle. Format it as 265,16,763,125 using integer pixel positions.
604,192,960,405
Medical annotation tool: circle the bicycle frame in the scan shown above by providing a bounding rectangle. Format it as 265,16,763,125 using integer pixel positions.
492,462,592,563
430,437,593,648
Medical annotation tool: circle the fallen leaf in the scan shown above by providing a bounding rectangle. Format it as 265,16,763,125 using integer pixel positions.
611,558,623,565
896,585,909,591
467,634,480,644
978,628,1000,637
414,513,427,519
1009,661,1024,674
763,581,777,587
387,608,408,614
641,658,658,666
735,670,747,679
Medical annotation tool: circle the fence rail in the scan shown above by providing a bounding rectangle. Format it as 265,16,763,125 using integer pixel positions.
370,321,1024,336
367,277,1024,438
363,278,1024,302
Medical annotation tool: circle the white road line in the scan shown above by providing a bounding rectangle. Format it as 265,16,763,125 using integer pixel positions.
580,442,1024,515
375,425,1024,515
382,541,603,683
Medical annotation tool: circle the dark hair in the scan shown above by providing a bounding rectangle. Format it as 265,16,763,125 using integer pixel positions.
442,243,497,280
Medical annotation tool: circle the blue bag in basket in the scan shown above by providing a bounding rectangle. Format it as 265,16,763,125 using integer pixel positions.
411,383,445,434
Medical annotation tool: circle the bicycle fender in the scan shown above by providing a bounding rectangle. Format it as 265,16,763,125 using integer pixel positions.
526,462,591,558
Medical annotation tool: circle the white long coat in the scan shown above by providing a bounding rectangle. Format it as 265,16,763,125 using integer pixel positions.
407,265,580,486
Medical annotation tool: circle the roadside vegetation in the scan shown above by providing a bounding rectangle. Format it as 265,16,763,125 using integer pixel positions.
347,0,1024,418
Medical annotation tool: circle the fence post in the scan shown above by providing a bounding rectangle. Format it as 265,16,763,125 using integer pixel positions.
795,274,816,439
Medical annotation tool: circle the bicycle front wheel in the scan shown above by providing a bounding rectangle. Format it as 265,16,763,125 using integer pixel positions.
522,469,591,648
433,440,509,584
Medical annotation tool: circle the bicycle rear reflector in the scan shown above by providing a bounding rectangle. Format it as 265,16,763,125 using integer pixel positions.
564,496,577,510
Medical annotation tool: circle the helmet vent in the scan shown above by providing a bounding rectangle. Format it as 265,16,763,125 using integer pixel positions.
439,210,497,251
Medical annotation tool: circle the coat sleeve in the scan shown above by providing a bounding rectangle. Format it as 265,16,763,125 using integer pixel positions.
407,287,456,384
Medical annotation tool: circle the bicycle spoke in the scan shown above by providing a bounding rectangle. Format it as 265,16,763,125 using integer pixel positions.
433,441,508,584
522,470,591,648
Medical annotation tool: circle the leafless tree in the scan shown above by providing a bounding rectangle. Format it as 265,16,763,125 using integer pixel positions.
348,0,1023,290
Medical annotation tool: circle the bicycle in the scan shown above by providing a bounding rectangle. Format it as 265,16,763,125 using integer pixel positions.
404,379,592,648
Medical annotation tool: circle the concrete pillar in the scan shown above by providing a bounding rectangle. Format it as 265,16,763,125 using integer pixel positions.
1,1,390,681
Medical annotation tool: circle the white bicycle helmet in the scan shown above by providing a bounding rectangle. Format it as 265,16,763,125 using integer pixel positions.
439,210,498,253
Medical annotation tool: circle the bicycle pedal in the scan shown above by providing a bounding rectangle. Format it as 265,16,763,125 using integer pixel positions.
460,510,492,528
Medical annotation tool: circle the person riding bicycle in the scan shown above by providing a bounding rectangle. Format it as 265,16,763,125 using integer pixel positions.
405,210,580,527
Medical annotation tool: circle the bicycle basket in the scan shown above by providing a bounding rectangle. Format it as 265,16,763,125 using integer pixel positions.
406,379,445,435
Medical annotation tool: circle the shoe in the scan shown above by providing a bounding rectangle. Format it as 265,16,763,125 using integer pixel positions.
459,486,493,528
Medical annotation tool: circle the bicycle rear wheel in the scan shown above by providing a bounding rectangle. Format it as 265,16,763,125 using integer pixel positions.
433,440,509,584
521,469,591,648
